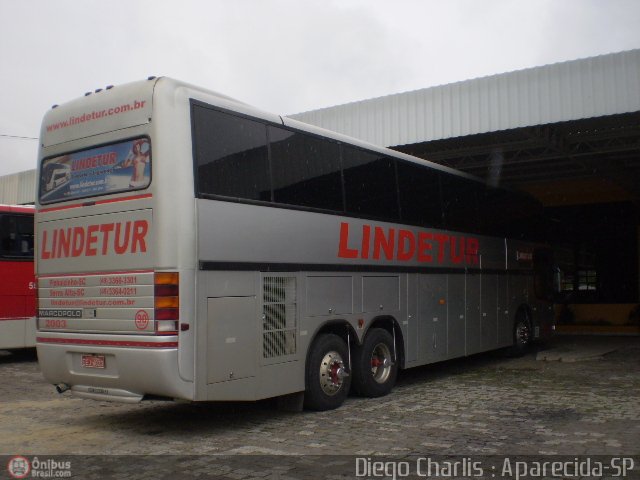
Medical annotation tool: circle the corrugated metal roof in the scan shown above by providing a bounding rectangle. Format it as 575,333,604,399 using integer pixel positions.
289,49,640,148
0,169,36,205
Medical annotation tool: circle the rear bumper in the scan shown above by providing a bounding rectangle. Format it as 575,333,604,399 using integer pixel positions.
36,332,193,402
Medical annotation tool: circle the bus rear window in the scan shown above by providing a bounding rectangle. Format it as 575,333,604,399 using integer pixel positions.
39,137,151,204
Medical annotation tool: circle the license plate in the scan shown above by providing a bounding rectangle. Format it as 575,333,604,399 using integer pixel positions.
81,354,106,369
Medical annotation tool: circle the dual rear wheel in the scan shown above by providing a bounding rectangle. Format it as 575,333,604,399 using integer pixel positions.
304,328,398,411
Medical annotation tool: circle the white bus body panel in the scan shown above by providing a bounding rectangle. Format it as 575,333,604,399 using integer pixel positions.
43,81,152,148
0,317,36,350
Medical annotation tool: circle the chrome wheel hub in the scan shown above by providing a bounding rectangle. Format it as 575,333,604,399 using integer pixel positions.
370,343,393,384
516,322,530,346
319,351,347,396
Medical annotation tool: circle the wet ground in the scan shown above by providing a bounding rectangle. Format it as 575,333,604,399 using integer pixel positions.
1,336,638,478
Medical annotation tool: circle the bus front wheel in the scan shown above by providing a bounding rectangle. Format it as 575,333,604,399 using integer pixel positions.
352,328,398,397
304,334,351,411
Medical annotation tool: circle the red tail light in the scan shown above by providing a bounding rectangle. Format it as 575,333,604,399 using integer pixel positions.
154,272,178,334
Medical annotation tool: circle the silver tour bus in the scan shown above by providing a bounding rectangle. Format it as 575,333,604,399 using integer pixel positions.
36,77,555,410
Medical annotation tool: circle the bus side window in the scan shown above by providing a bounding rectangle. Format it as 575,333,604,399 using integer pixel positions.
342,147,399,222
0,216,8,255
268,126,343,212
0,215,34,258
18,216,34,256
192,105,270,202
440,174,482,234
396,162,443,228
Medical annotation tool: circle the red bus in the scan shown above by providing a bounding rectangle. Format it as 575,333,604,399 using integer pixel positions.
0,204,36,349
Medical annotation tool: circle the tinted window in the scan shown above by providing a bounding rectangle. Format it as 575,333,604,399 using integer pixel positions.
343,148,399,221
190,101,545,238
441,174,483,233
477,188,510,236
477,187,545,238
269,127,343,211
0,214,34,259
192,105,270,201
397,162,443,228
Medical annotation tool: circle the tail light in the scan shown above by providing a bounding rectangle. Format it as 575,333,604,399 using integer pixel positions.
154,272,178,334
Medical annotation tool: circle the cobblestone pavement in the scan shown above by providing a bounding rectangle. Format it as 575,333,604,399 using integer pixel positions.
0,336,638,478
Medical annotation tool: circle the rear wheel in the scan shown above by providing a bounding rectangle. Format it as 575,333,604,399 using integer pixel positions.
509,312,532,356
352,328,398,397
304,334,351,411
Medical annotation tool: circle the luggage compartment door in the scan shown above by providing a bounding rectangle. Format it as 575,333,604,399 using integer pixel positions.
207,296,257,384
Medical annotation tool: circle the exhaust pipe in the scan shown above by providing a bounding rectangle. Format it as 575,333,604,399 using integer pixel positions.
55,383,70,394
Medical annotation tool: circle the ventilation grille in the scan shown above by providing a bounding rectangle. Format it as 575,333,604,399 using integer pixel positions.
262,276,296,358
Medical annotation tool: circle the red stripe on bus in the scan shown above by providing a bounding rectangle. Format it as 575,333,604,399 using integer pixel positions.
0,317,32,322
36,337,178,348
93,193,153,206
38,193,153,213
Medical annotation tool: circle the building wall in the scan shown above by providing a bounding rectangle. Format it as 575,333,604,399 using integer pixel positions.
0,170,36,205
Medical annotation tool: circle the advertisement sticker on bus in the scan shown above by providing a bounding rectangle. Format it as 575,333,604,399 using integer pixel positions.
39,138,150,204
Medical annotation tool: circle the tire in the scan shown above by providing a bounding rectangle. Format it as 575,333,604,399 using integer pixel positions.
304,334,351,411
508,312,532,356
352,328,398,397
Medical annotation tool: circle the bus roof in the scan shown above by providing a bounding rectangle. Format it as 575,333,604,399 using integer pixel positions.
174,77,484,183
41,76,485,185
0,204,34,214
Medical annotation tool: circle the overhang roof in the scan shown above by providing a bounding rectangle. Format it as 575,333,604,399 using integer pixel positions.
290,49,640,148
290,50,640,204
